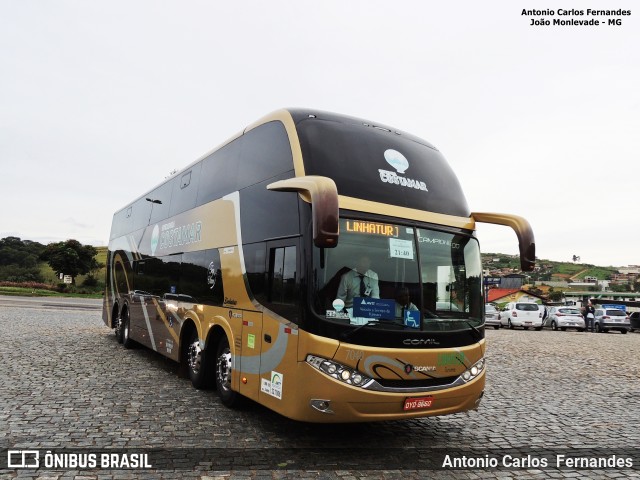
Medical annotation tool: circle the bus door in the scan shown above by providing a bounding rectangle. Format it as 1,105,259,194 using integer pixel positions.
236,309,263,399
258,240,300,406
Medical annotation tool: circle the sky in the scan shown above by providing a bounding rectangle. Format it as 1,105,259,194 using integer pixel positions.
1,1,638,268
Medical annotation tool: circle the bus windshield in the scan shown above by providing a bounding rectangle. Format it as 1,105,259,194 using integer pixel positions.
312,218,483,332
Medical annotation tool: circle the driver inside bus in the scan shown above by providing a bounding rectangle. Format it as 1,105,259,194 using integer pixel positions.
395,287,419,320
336,255,379,310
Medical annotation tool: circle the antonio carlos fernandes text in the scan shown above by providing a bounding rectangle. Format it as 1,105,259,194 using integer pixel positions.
442,454,634,469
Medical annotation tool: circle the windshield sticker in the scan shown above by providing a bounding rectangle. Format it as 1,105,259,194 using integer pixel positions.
389,238,414,260
326,309,350,319
417,234,461,249
353,297,395,319
404,310,420,328
379,149,428,192
327,298,350,319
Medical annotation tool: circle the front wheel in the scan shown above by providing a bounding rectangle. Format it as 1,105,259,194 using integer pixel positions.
216,336,241,407
551,321,558,331
621,330,628,334
493,325,500,330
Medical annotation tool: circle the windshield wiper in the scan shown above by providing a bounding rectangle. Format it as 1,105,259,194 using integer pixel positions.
341,320,404,342
464,321,482,341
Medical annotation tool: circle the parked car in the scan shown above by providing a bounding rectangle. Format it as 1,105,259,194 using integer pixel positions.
630,312,640,332
500,302,543,330
484,304,500,329
593,308,631,334
544,306,585,332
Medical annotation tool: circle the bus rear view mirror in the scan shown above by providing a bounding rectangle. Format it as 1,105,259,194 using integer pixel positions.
267,176,339,248
471,212,536,272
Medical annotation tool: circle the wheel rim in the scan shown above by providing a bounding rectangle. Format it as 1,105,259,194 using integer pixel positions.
217,346,232,392
114,314,121,338
187,339,202,374
122,312,129,341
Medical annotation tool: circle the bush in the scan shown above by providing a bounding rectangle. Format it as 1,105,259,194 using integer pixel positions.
0,265,44,283
82,275,98,287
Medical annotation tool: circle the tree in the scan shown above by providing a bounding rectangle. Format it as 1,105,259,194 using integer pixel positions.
548,290,564,302
40,240,98,284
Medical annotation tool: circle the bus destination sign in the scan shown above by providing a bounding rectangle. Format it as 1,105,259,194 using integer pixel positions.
345,220,399,237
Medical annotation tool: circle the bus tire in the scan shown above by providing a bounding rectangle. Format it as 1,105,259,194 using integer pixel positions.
185,328,210,389
215,336,240,407
114,308,123,344
121,308,134,349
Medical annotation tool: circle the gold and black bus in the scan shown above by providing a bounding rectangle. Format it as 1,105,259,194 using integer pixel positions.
103,109,534,422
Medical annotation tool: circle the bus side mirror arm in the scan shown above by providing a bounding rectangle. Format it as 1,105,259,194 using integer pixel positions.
267,176,339,248
471,212,536,272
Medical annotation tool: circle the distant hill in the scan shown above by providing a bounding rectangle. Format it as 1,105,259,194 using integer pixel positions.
481,253,619,282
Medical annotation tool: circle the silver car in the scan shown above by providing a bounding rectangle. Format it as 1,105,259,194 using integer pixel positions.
545,306,585,332
484,304,500,329
594,308,631,334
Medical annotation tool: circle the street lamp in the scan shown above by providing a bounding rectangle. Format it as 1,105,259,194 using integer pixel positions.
146,198,162,224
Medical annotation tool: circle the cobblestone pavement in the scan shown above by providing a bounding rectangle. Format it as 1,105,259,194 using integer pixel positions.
1,296,639,479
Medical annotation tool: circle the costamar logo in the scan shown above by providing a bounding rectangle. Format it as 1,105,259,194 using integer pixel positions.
158,221,202,251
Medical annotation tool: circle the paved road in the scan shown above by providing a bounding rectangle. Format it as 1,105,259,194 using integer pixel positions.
1,298,639,479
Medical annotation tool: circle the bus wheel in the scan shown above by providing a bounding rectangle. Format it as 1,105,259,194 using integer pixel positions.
114,310,123,343
185,329,209,389
121,309,134,349
215,336,240,407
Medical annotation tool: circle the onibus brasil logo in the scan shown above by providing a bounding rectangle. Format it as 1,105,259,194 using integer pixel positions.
378,149,428,191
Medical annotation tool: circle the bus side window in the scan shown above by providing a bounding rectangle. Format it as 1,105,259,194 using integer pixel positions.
180,249,224,306
170,163,202,217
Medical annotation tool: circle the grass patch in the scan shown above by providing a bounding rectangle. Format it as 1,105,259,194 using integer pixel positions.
0,286,103,299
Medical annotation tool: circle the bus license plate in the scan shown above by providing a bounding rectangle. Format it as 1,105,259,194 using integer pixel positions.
404,396,434,411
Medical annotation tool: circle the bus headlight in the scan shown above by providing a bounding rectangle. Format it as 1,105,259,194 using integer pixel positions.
460,358,485,383
306,355,373,388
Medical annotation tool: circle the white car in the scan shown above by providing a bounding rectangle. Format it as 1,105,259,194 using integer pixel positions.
500,302,543,330
544,306,585,332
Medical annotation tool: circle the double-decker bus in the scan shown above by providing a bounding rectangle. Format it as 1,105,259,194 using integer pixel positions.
103,109,534,422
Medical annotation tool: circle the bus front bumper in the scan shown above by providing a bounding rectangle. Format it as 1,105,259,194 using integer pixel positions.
282,363,485,423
